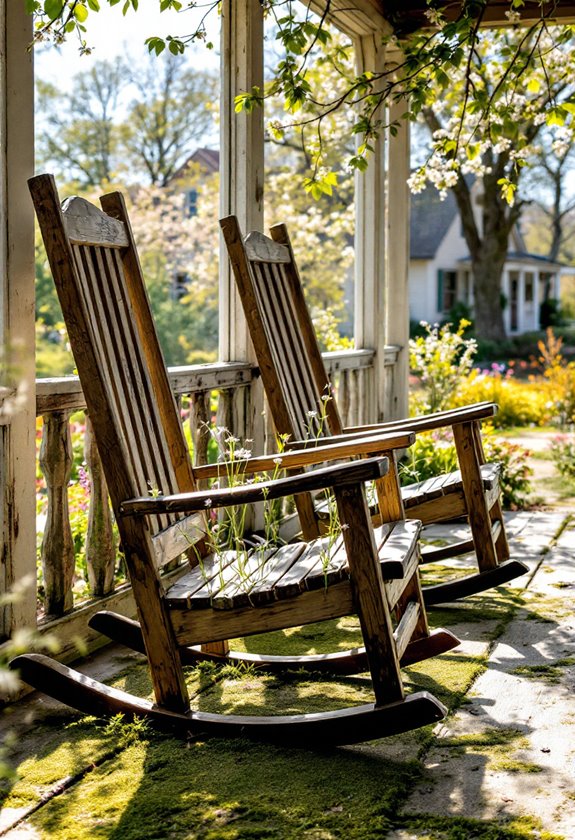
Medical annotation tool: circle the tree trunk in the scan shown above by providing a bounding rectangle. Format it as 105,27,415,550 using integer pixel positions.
470,248,508,341
450,157,520,342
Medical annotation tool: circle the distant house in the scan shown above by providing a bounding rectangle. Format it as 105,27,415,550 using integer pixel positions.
167,148,219,299
409,184,562,335
170,147,219,217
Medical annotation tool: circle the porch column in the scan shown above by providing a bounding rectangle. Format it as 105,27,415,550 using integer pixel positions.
385,95,410,420
0,1,36,639
354,34,387,424
219,0,266,461
219,0,264,363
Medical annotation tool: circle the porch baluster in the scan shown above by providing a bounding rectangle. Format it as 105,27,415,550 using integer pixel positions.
84,415,116,597
339,369,351,428
39,411,75,616
189,390,211,480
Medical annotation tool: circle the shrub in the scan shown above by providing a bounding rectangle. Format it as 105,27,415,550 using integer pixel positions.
409,320,477,413
537,328,575,426
481,429,533,510
549,433,575,479
540,297,564,329
452,367,548,428
399,429,458,486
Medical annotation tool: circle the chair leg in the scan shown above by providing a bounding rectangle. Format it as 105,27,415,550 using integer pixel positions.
393,562,429,643
453,422,498,573
335,482,404,707
491,497,510,563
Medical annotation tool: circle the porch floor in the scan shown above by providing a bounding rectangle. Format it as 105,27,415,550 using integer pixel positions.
1,508,574,840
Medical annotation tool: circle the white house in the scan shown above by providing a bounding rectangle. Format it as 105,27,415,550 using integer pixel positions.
409,184,562,334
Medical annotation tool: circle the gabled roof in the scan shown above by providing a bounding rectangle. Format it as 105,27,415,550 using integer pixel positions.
411,181,563,268
410,185,459,260
168,148,220,185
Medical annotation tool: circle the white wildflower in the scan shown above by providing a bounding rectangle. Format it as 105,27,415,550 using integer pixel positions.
235,447,252,459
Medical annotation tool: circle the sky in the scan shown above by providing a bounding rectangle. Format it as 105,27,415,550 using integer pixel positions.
34,2,220,87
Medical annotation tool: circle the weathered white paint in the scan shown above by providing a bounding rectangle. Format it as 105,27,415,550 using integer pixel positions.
354,33,387,424
385,96,410,420
219,0,266,490
219,0,264,365
0,1,36,638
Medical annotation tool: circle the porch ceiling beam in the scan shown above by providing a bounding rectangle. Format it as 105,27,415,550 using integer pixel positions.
304,0,391,37
379,0,575,33
307,0,575,36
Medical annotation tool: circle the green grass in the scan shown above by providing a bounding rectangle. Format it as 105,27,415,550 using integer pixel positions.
1,548,570,839
0,585,534,840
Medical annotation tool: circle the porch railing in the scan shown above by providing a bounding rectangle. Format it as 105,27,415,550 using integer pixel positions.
3,346,399,662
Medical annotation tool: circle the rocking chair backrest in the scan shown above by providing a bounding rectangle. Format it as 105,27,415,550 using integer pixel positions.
221,216,344,442
31,175,203,570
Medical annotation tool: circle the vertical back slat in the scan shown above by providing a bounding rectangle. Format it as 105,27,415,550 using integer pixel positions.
270,223,343,435
251,261,318,438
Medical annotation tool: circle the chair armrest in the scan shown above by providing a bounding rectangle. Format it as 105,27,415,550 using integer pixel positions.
193,431,415,481
342,402,498,436
285,429,415,453
121,456,389,516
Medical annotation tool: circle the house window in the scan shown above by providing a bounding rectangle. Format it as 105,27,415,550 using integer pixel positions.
525,273,534,303
185,188,198,217
461,271,471,303
509,271,519,332
438,270,458,313
171,272,189,301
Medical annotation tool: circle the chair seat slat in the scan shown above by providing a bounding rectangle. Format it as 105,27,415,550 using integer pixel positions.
402,463,500,507
166,520,422,611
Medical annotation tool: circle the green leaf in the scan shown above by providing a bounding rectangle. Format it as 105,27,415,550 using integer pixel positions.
145,36,166,55
547,107,566,127
73,4,88,22
497,178,516,206
43,0,64,20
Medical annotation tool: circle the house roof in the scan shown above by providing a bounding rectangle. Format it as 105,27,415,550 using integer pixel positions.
411,182,563,269
168,148,220,185
458,251,564,271
410,185,459,260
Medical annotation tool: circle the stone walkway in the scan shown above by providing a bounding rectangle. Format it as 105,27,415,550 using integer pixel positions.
393,508,575,838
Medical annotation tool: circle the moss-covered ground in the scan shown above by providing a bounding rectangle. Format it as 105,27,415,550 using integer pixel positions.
3,483,574,840
3,569,572,840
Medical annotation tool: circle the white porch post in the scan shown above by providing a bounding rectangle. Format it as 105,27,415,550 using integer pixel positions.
0,2,36,638
354,36,410,422
385,96,410,420
354,34,387,424
219,0,266,463
220,0,264,364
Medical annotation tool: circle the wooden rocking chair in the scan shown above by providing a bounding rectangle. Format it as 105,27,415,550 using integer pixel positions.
220,216,528,606
11,174,457,745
